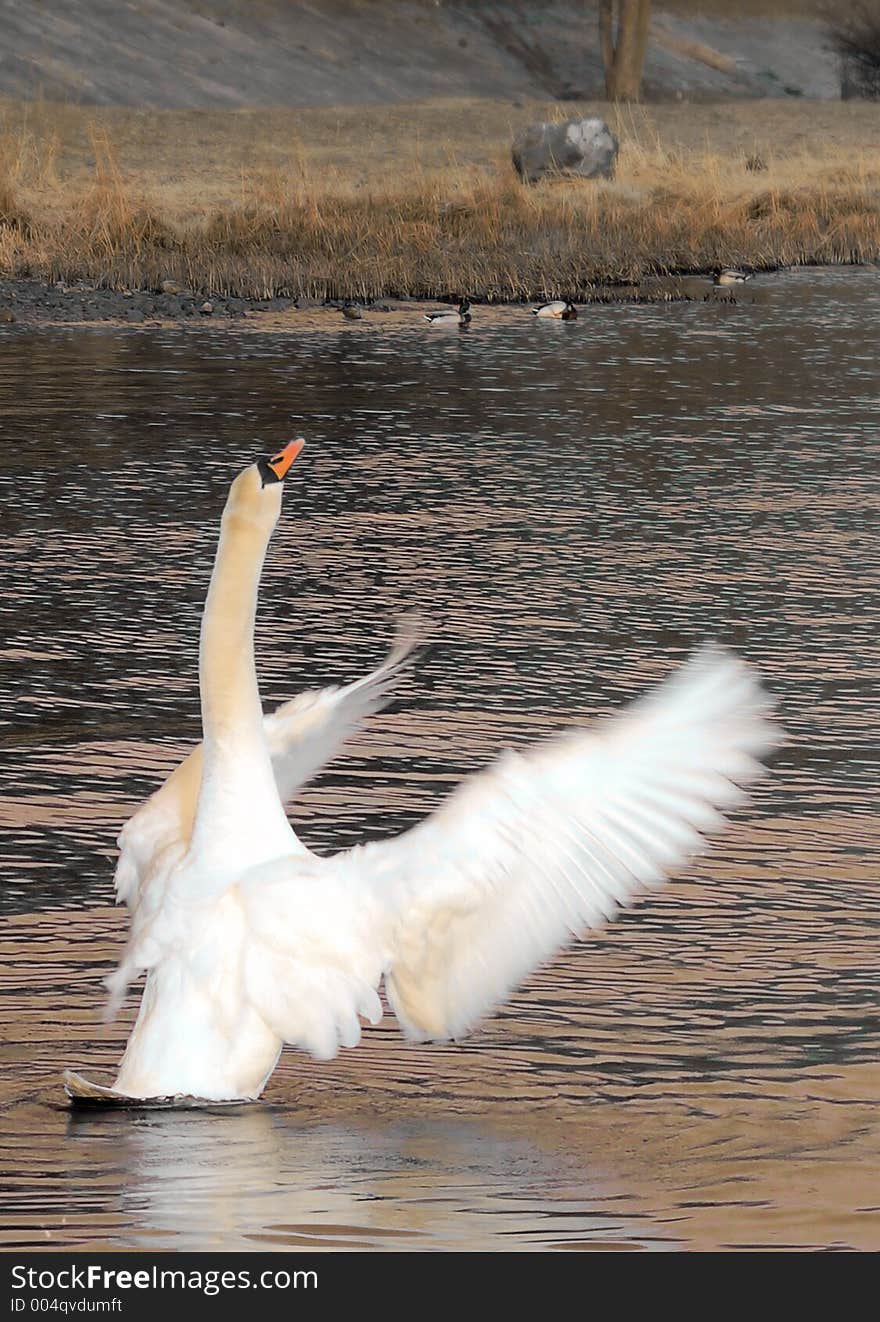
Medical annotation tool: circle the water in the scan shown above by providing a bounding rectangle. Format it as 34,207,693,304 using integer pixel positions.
1,268,878,1251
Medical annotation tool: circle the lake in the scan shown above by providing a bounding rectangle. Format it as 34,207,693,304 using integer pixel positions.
1,269,877,1250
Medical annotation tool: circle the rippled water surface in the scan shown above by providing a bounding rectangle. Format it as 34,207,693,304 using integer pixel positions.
1,269,878,1251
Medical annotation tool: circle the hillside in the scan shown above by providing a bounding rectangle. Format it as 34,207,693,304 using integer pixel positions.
2,1,873,310
0,0,839,107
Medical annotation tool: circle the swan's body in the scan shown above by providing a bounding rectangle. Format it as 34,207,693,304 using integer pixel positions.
533,299,578,319
424,299,471,326
104,441,777,1101
714,269,751,286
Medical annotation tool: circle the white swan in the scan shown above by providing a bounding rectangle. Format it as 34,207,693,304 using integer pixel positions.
93,440,777,1102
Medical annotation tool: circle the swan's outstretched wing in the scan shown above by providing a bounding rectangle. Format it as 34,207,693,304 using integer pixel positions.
354,647,778,1043
113,615,427,909
120,648,776,1065
264,612,428,803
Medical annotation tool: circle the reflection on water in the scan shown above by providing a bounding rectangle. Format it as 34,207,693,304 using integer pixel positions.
0,269,878,1250
58,1108,649,1252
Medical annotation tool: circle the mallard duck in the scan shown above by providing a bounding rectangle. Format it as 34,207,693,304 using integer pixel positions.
424,298,471,326
342,302,363,320
532,299,578,320
714,269,752,287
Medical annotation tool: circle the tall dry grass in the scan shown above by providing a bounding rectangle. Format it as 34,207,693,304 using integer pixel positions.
1,100,879,300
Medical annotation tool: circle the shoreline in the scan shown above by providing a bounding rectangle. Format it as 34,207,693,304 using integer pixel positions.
0,267,858,331
2,98,880,308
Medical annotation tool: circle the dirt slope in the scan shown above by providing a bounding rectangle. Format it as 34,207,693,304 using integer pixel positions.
0,0,839,107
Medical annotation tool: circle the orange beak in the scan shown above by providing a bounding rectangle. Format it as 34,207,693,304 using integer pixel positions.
266,438,305,481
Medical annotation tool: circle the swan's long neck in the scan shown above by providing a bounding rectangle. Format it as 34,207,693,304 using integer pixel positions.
189,492,300,872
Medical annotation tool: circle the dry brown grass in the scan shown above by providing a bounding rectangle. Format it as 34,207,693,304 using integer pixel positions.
1,96,879,300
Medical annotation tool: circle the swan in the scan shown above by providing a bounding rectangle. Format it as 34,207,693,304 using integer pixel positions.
72,439,778,1104
532,299,578,320
424,299,471,326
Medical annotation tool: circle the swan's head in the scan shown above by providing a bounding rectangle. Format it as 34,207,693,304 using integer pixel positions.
256,439,305,489
224,439,305,524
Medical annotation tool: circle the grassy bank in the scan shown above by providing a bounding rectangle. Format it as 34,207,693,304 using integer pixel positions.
1,97,879,301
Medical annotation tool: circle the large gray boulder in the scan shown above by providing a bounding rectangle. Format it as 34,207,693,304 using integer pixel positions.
512,117,618,184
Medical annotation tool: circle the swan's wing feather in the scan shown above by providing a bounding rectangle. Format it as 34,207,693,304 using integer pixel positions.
264,612,428,803
236,860,388,1061
114,615,427,910
113,748,203,908
359,647,778,1043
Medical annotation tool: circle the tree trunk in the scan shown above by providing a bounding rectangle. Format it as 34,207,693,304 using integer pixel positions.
599,0,651,102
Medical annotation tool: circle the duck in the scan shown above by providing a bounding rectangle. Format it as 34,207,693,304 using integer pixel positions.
78,440,778,1103
341,302,363,320
714,269,752,286
424,298,471,326
532,299,578,320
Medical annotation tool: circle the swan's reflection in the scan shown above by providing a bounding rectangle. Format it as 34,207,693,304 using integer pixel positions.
67,1106,662,1250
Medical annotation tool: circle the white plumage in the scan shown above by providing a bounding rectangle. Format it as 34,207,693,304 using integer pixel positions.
104,444,778,1101
112,613,425,914
371,646,773,1043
